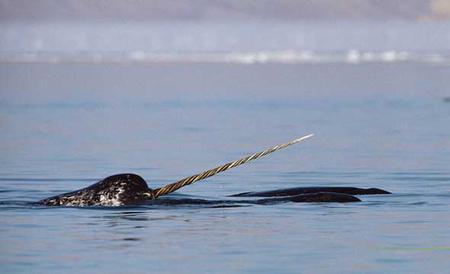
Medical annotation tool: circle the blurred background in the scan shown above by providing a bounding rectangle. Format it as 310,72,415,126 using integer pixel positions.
2,0,450,21
1,0,450,63
1,2,450,274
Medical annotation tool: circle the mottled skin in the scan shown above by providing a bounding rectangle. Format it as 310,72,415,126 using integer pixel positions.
38,173,390,207
39,174,153,206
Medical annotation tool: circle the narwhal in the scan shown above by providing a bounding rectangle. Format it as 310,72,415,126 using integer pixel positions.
38,134,390,207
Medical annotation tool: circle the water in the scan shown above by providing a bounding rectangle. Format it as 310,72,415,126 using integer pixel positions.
1,62,450,273
2,21,450,63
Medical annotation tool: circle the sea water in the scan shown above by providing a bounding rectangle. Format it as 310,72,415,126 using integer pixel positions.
1,62,449,273
1,20,450,274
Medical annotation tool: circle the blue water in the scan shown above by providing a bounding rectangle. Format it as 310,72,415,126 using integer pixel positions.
1,62,450,273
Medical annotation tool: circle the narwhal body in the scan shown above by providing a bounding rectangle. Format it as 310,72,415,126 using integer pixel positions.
38,135,391,207
38,173,390,206
231,187,390,197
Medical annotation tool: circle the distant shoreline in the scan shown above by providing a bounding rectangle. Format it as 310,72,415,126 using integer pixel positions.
1,0,449,22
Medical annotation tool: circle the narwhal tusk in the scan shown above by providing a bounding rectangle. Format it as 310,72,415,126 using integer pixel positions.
152,134,314,198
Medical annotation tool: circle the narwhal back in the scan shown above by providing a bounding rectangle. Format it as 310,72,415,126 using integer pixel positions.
39,174,153,206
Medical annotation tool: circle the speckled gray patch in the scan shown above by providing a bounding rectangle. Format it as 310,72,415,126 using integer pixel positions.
39,174,154,207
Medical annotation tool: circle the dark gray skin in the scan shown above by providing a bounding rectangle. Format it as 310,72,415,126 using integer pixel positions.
230,187,391,197
147,192,362,206
38,173,390,207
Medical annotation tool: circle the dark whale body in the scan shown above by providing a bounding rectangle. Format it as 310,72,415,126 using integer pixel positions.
39,173,389,207
231,187,391,197
146,192,361,205
253,192,362,204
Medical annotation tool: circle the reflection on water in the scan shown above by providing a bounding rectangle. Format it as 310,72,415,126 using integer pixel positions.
0,62,449,273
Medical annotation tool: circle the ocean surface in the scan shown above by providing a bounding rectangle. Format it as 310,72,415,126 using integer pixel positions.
0,60,449,273
1,18,450,273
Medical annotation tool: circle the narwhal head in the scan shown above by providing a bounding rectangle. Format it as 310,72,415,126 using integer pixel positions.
39,174,154,207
